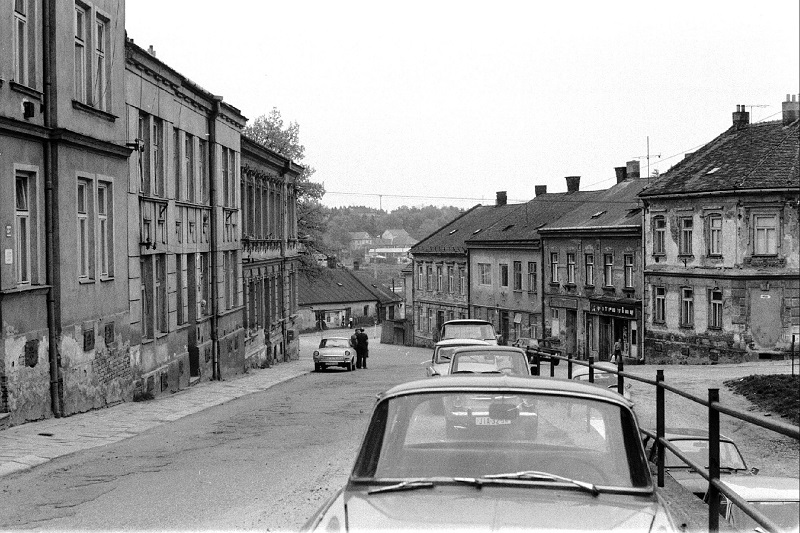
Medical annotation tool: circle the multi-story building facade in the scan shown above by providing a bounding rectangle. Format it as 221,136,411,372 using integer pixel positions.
2,0,132,425
466,184,590,345
240,135,301,368
409,193,516,346
125,39,247,396
640,98,800,363
539,169,647,361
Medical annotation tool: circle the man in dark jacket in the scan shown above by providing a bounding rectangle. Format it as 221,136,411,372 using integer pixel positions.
355,328,369,369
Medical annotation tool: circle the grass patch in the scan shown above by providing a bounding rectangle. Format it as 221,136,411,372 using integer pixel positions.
724,374,800,425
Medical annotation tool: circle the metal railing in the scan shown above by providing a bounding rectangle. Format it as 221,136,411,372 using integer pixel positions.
533,352,800,533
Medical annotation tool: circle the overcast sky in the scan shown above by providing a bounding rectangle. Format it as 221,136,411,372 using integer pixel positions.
126,1,799,211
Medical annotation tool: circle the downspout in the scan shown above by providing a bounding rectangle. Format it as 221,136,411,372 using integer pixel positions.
640,199,647,362
208,97,222,380
42,0,63,416
279,161,290,355
540,239,546,342
466,249,471,318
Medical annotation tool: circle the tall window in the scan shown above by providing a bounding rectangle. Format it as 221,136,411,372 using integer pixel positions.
176,254,187,326
527,262,537,292
500,264,509,287
624,254,634,288
15,174,31,284
709,289,723,329
754,214,777,255
77,179,91,278
436,265,443,291
417,264,423,290
680,217,693,255
447,266,454,293
708,215,722,256
459,267,466,295
155,254,167,333
198,252,210,316
584,254,594,286
426,265,433,290
141,256,154,339
603,254,613,286
93,14,109,110
153,118,164,196
224,252,232,310
566,253,575,284
681,287,694,327
13,0,29,86
550,253,559,283
138,111,151,195
97,182,111,277
74,3,88,102
513,261,522,291
479,263,491,285
199,140,209,204
654,286,666,323
173,128,181,199
653,216,666,255
185,134,195,202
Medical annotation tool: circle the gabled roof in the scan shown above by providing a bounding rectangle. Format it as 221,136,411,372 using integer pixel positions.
467,192,596,244
410,204,517,254
538,178,647,233
298,268,378,306
351,271,403,304
349,231,373,240
640,119,799,197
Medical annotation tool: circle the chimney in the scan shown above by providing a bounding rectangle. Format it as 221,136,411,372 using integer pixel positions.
534,185,547,197
496,191,507,207
626,160,640,179
614,166,628,184
326,256,336,269
353,260,360,271
565,176,580,193
147,45,157,57
732,104,749,129
783,94,800,125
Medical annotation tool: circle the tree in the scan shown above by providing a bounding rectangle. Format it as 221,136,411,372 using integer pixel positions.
243,108,326,270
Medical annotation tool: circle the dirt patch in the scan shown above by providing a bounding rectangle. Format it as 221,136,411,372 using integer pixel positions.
724,374,800,425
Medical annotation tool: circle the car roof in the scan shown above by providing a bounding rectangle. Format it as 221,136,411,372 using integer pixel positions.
572,362,618,375
434,339,490,347
450,346,527,355
720,476,800,501
441,319,493,326
321,336,349,341
661,427,735,443
379,375,633,405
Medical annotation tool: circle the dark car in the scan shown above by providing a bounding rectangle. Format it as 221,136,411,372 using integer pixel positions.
512,337,561,370
303,376,678,532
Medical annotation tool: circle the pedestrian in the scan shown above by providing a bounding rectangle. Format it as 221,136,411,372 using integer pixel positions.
612,338,622,363
356,328,369,369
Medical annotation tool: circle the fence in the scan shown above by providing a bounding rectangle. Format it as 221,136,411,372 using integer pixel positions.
533,353,800,533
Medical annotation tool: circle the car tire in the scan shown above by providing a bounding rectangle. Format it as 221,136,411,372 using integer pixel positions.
348,360,354,371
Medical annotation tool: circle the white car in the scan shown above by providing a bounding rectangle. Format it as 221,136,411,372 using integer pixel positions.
439,319,499,344
572,362,632,402
313,337,355,372
708,475,799,532
426,339,490,377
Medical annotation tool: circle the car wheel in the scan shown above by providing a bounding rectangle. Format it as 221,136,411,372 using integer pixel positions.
348,359,354,371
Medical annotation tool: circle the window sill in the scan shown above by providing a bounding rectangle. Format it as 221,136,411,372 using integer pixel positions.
677,254,695,260
622,287,635,293
653,320,666,325
584,284,595,290
78,277,96,285
99,276,115,282
72,100,117,122
750,254,779,258
563,283,577,288
10,81,43,100
707,326,722,331
679,324,694,330
0,284,51,295
549,282,560,287
706,254,723,259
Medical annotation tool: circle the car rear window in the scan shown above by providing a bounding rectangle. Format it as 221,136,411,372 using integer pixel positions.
442,324,495,340
320,338,349,348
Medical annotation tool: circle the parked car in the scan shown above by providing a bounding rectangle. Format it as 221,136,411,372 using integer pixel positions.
705,475,799,532
643,427,754,498
303,376,678,531
312,337,355,372
426,339,490,377
439,319,499,344
447,346,531,376
572,362,632,401
513,337,562,370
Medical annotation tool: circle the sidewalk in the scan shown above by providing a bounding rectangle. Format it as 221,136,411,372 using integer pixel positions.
0,358,310,478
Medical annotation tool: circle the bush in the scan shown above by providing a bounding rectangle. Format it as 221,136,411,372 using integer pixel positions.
724,374,799,425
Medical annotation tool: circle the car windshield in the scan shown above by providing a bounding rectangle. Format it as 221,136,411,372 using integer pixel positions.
320,338,349,348
352,391,651,490
434,347,463,364
451,352,528,376
665,440,747,470
441,324,495,341
729,501,800,531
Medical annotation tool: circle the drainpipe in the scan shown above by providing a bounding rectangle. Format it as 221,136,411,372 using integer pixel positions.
640,199,647,363
540,241,546,342
208,97,222,380
42,0,63,417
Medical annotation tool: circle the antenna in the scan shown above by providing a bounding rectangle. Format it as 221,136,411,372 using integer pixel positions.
633,136,661,178
745,104,769,121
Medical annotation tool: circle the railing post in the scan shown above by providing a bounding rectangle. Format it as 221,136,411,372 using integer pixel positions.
532,352,540,376
567,353,573,379
617,355,625,395
709,388,720,533
550,356,555,377
588,356,594,383
656,369,665,488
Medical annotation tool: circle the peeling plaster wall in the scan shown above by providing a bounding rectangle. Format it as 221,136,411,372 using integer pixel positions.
2,331,51,425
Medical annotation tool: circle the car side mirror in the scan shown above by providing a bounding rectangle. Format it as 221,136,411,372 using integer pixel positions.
751,467,759,475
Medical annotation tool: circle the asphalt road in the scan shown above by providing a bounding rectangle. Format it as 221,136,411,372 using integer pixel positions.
0,330,796,531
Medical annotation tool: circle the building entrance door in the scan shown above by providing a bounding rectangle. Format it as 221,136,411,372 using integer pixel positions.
599,317,611,361
565,309,577,357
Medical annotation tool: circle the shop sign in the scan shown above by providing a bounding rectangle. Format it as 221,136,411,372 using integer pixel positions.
589,300,637,318
550,297,578,309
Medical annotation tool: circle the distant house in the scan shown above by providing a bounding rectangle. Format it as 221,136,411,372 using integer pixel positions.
348,231,373,251
381,229,416,245
639,97,799,363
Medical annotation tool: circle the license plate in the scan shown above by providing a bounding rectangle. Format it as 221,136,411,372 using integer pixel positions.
475,417,512,426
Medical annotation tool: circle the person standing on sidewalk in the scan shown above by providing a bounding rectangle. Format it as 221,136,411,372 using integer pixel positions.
355,328,369,369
